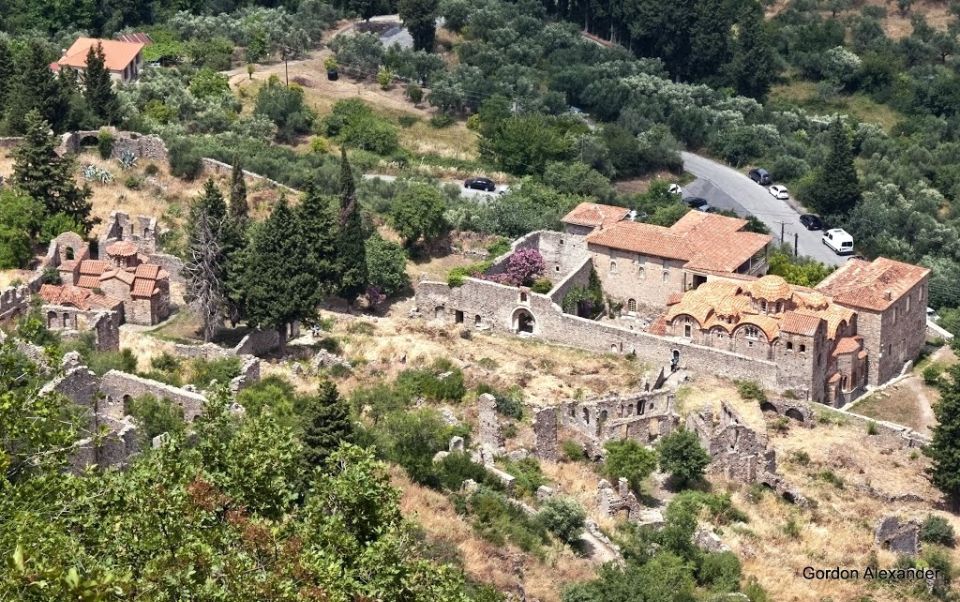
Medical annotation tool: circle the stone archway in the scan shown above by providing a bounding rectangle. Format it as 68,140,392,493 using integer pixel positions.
512,307,536,334
785,408,805,422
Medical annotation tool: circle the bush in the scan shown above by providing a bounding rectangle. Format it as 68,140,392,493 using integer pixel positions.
537,497,586,545
561,439,586,462
435,451,495,491
530,277,552,294
923,363,944,386
397,115,419,128
698,551,742,592
86,348,138,376
144,163,160,176
818,469,844,489
374,408,458,486
466,489,548,552
430,113,455,128
189,357,242,388
405,83,423,104
124,175,143,190
735,379,766,402
322,99,398,155
97,130,114,159
920,515,956,547
447,261,491,287
167,138,203,180
603,439,658,493
476,384,524,420
127,394,186,440
395,358,466,402
254,76,315,143
656,429,710,488
500,457,547,498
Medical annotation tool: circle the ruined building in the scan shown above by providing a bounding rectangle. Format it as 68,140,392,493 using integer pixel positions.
416,202,930,406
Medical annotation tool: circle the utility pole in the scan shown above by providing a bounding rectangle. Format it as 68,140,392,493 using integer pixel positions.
282,45,289,87
779,222,785,245
794,232,799,257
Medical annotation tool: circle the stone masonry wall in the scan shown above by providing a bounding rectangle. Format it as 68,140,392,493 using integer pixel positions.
200,157,299,195
532,406,558,461
416,278,781,390
100,370,208,422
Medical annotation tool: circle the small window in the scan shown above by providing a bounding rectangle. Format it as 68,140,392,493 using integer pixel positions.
520,292,528,302
744,326,759,340
555,266,560,272
627,298,637,313
906,296,911,312
638,266,645,280
786,341,793,351
799,344,806,353
684,323,692,337
455,310,464,324
474,314,481,326
610,260,618,274
559,239,564,245
662,269,669,282
582,408,590,424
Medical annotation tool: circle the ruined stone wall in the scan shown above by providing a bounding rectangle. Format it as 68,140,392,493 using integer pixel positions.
416,278,782,390
532,406,558,461
60,129,168,162
484,230,590,284
561,390,679,449
0,136,23,149
548,257,594,307
42,306,120,351
100,370,208,422
147,253,185,284
234,328,282,356
200,157,299,195
229,355,260,394
99,211,158,255
0,284,33,323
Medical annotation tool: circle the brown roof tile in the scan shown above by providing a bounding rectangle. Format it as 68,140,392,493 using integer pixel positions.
131,278,156,297
39,284,121,311
816,257,930,312
833,336,863,356
134,264,161,280
587,221,692,261
58,38,144,72
780,311,823,337
76,275,101,289
561,202,630,229
106,240,138,257
78,260,107,276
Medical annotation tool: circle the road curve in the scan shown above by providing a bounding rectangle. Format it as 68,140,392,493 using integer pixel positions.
681,152,844,266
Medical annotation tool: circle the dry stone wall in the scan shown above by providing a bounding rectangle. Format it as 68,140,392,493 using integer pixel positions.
100,370,208,422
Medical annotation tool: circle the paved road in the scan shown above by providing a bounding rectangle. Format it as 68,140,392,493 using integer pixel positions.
681,152,844,266
361,173,509,202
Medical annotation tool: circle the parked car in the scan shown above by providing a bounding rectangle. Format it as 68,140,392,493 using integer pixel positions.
768,184,789,200
799,214,824,231
464,176,496,191
822,228,854,255
748,168,772,186
683,196,709,210
668,183,683,196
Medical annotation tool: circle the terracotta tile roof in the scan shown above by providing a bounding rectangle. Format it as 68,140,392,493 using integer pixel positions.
58,38,144,72
561,202,630,229
116,32,153,45
131,278,156,297
738,314,780,340
751,275,792,302
134,264,161,280
666,292,683,306
586,211,771,273
587,221,692,261
648,316,667,336
76,275,101,289
816,257,930,312
780,311,823,337
665,299,714,326
106,240,138,257
833,336,863,356
794,305,853,340
78,260,107,276
39,284,120,311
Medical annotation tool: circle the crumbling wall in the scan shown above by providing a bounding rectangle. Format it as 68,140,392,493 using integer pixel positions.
199,157,299,195
0,283,34,323
229,355,260,394
561,390,679,452
533,406,558,460
875,515,920,557
100,370,208,422
478,393,504,453
99,211,158,255
597,478,642,521
758,398,816,427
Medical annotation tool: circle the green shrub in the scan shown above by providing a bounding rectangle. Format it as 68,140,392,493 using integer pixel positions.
698,551,742,592
923,363,944,386
537,497,586,545
486,238,511,258
395,358,466,402
818,469,844,489
189,356,242,388
398,114,419,128
97,130,114,159
167,138,203,180
435,452,496,492
127,394,185,440
374,408,459,487
447,261,492,287
405,83,423,104
466,489,547,553
866,420,879,435
561,439,586,462
783,516,801,538
345,321,375,335
430,113,454,128
499,457,546,498
603,439,657,493
530,277,552,294
920,515,956,547
144,163,160,176
475,383,523,420
322,99,398,155
124,175,143,190
349,382,409,422
87,348,138,376
656,429,710,488
735,379,766,402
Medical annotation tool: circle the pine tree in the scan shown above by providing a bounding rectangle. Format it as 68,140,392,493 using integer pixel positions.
806,117,862,218
302,379,355,469
82,42,119,125
336,149,367,305
12,110,94,231
726,1,777,100
244,198,317,353
925,364,960,510
5,42,71,133
223,161,250,325
184,180,228,342
0,37,14,109
298,184,340,309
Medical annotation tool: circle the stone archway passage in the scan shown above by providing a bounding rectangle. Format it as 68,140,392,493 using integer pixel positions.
512,308,536,334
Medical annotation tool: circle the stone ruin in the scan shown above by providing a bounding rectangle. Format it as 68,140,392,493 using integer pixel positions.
477,392,505,456
687,400,807,506
532,405,558,461
597,478,643,521
559,389,680,458
875,515,921,557
758,398,816,428
99,211,158,255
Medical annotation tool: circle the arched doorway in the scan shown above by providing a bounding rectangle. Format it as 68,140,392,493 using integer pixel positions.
670,349,680,371
512,308,536,334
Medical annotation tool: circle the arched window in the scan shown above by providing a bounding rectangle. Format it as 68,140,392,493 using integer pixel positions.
638,266,645,280
662,269,670,282
65,247,75,260
684,322,692,337
610,260,618,274
627,298,637,313
744,326,760,340
582,407,590,424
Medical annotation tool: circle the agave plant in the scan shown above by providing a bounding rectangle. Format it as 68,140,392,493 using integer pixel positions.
118,150,138,170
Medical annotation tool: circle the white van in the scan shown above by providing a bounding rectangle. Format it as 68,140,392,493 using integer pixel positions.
822,228,854,255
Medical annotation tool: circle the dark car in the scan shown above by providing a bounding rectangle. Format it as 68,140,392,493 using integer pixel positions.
464,176,496,192
800,214,824,231
683,196,709,209
748,168,772,186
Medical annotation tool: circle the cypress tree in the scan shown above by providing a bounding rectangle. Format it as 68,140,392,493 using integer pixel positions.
0,37,14,109
82,43,119,125
243,198,316,353
301,379,355,469
726,1,777,100
223,161,250,325
806,117,862,218
337,149,367,305
6,42,71,133
12,110,93,231
925,364,960,510
183,179,228,342
299,183,339,308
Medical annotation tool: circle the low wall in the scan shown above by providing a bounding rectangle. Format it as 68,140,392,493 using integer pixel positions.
0,283,32,323
100,370,208,422
416,277,781,390
148,252,185,285
200,157,299,195
820,404,929,449
0,137,22,149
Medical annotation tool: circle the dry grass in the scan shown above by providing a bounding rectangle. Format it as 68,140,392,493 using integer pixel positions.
765,0,954,38
849,378,936,433
0,269,34,288
390,466,597,602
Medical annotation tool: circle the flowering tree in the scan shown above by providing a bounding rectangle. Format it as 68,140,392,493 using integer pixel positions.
489,248,545,286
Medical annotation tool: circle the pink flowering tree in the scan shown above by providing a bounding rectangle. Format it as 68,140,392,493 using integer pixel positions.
502,248,545,286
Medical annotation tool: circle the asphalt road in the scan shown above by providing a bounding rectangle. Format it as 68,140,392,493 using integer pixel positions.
680,152,845,266
361,173,509,202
